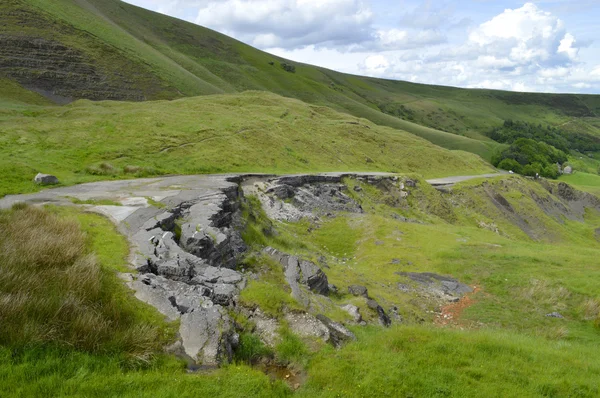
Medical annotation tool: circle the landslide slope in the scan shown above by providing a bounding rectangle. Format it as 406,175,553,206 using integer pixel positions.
2,0,600,159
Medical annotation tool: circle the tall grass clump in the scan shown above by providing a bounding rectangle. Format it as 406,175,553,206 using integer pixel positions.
0,204,166,359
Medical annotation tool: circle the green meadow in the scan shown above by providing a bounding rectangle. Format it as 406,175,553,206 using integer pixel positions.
0,91,492,197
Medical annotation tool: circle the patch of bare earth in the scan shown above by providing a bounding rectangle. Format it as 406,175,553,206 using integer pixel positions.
435,286,481,328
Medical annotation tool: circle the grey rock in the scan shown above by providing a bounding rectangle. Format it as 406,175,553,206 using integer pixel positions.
316,314,356,348
211,283,238,306
396,272,472,299
34,173,59,185
299,259,329,295
248,308,280,347
546,312,564,318
405,179,417,188
353,185,362,192
252,178,363,221
267,184,296,200
263,247,329,303
192,266,243,285
340,304,362,323
367,299,391,327
348,285,368,298
284,312,330,340
128,272,237,367
391,258,401,264
180,305,235,366
390,306,403,323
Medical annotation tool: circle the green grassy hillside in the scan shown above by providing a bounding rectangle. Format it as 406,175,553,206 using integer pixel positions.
3,174,600,397
0,91,493,197
2,0,599,160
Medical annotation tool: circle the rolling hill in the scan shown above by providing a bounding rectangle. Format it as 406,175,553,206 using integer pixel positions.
2,0,599,161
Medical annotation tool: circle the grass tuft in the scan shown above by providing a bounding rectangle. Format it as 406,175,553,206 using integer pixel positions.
0,205,169,358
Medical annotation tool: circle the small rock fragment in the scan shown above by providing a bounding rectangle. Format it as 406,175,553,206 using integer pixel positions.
367,299,391,327
34,173,59,185
340,304,362,323
316,314,356,348
348,285,368,298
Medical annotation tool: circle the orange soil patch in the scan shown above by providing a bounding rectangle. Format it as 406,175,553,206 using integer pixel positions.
435,286,481,327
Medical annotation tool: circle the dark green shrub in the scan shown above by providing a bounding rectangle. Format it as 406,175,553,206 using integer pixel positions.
280,62,296,73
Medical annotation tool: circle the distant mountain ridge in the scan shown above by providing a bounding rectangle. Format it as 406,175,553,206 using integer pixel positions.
2,0,599,159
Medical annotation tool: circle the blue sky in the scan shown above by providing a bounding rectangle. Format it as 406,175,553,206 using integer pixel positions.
122,0,600,94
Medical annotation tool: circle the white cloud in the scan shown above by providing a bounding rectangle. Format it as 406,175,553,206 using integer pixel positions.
360,54,390,76
188,0,447,52
466,2,579,67
193,0,374,49
353,3,597,93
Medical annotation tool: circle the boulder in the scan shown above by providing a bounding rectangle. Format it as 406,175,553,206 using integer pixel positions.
396,272,472,300
211,283,238,306
316,314,356,348
247,308,280,347
284,312,330,340
34,173,59,185
348,285,368,298
367,299,391,327
340,304,363,323
546,312,564,319
263,247,330,301
180,306,237,367
299,260,329,295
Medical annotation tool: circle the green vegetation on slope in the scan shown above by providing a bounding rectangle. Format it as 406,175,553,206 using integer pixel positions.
235,175,600,396
560,172,600,196
0,204,172,355
492,138,567,178
489,119,600,153
3,175,600,396
2,0,598,159
0,78,51,108
0,91,492,196
302,326,600,397
0,204,290,397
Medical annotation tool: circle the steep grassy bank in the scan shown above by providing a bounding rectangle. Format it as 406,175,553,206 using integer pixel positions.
0,91,493,196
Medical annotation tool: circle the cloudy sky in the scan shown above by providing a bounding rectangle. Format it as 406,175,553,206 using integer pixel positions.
122,0,600,94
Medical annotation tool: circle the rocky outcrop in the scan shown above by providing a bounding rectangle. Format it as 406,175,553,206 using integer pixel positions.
126,180,248,367
0,2,176,103
245,175,363,222
129,273,238,366
396,272,472,302
315,314,356,348
367,299,392,327
340,304,363,324
263,247,329,306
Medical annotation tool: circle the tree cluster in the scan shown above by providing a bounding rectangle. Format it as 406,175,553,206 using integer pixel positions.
489,120,600,153
280,62,296,73
491,138,567,179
